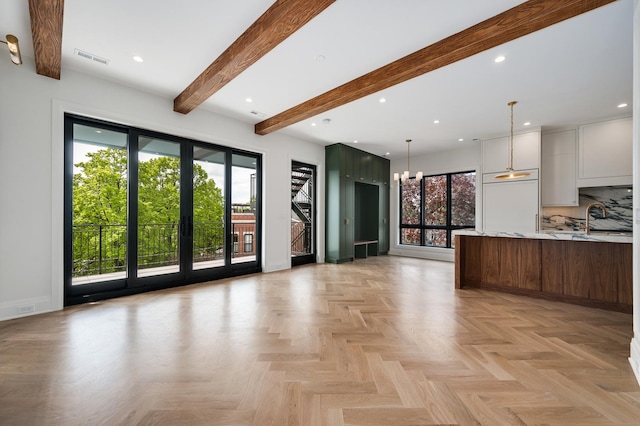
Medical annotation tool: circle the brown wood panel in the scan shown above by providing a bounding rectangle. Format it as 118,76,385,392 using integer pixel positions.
540,240,566,295
515,239,541,291
28,0,63,80
615,244,633,305
255,0,616,135
565,241,620,303
481,237,501,286
174,0,335,114
464,236,483,285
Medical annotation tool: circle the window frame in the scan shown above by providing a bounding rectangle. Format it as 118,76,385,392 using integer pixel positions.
399,170,476,248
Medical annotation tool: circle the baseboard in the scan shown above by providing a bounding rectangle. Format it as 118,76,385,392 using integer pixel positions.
630,337,640,386
0,296,56,321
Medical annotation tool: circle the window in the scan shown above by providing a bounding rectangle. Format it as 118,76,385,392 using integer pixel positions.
399,171,475,248
233,233,239,253
244,233,253,253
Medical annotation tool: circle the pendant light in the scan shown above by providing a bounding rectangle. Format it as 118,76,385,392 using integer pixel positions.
494,101,530,179
393,139,423,182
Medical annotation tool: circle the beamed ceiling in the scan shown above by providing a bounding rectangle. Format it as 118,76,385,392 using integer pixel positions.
2,0,633,159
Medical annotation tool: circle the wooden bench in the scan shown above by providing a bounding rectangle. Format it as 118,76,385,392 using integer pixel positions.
354,240,378,259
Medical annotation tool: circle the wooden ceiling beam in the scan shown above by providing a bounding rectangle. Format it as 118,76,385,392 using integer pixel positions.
28,0,64,80
174,0,335,115
255,0,616,135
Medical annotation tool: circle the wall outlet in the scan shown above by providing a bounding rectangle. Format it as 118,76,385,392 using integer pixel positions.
17,304,35,315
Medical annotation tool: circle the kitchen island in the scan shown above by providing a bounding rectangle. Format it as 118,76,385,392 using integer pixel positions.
454,230,632,313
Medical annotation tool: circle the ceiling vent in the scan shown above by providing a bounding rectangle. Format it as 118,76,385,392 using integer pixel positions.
74,49,110,66
250,110,266,118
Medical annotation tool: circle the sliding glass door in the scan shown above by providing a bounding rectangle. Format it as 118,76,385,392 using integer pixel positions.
64,115,261,304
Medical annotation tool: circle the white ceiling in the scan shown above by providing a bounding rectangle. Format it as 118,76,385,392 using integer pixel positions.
1,0,633,159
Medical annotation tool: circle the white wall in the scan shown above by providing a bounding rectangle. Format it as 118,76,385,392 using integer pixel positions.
0,58,325,321
630,0,640,387
388,144,481,261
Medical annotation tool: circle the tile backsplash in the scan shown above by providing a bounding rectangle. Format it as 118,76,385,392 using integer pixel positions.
542,186,632,232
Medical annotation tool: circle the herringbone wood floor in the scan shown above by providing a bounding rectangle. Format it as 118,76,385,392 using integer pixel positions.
1,256,639,425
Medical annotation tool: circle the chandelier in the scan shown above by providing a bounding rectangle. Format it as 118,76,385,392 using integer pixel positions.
393,139,423,182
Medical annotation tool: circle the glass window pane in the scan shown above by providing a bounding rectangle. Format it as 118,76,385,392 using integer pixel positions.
193,147,225,270
72,124,128,285
451,172,476,227
232,153,257,264
400,178,421,225
425,229,447,247
137,137,181,277
424,175,447,225
401,228,421,245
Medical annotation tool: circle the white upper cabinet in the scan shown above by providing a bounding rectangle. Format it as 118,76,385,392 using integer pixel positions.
482,131,541,174
541,129,578,206
578,117,632,187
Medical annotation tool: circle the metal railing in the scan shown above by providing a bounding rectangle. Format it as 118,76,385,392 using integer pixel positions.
72,221,254,277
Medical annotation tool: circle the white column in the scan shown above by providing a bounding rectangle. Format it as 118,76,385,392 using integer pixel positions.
630,0,640,386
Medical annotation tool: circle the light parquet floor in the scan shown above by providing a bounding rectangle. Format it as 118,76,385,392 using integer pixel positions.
1,256,639,425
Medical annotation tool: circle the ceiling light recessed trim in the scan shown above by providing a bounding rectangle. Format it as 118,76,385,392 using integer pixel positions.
494,55,506,63
379,97,386,103
132,55,144,63
618,103,628,108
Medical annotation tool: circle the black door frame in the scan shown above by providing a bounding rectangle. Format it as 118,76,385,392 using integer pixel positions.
291,160,316,267
63,114,262,305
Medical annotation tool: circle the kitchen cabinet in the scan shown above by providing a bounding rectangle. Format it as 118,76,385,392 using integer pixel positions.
541,129,578,206
455,234,632,313
577,117,632,187
482,131,540,174
482,170,539,233
325,143,390,263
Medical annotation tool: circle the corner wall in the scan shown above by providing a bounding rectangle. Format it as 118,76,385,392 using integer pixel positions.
0,58,325,321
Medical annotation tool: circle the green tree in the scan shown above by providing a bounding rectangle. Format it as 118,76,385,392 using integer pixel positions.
73,147,224,275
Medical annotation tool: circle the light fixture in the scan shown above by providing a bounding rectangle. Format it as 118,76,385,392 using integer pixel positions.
393,139,423,182
494,55,506,63
1,34,22,65
132,55,144,63
618,103,628,108
494,101,530,180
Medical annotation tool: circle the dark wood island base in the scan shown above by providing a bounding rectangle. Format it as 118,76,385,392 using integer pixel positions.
455,234,632,313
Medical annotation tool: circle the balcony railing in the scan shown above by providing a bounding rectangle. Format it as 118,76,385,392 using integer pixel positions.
72,222,254,278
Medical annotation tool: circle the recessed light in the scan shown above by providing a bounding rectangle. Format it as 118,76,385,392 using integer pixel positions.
494,55,506,63
132,55,144,63
379,97,386,103
95,130,102,134
385,152,390,156
523,122,531,126
618,103,628,108
245,97,253,103
458,138,464,142
353,140,358,144
311,122,317,127
433,120,440,124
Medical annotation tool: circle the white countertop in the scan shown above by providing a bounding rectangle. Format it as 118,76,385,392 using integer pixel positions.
454,230,632,244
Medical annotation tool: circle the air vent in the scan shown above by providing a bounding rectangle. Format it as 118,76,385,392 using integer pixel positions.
74,49,110,66
250,110,266,118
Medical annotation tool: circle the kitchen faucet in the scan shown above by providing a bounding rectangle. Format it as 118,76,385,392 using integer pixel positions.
585,202,607,235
